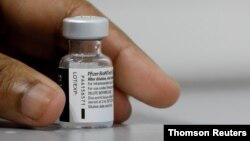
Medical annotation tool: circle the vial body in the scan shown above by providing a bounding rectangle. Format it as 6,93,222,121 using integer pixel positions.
58,40,113,128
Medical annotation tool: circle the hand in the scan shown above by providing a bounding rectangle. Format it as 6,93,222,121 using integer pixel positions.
0,0,180,127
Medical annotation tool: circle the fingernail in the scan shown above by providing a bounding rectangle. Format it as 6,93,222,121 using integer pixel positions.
21,83,56,120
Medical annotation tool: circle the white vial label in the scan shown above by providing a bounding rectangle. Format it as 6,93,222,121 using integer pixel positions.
59,67,113,123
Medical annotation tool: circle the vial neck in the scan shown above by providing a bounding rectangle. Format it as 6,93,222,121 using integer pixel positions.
69,40,101,56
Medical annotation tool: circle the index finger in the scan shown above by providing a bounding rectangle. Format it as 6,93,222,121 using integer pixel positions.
1,0,180,108
70,2,180,107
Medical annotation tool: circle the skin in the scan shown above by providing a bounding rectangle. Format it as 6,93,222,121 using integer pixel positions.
0,0,180,127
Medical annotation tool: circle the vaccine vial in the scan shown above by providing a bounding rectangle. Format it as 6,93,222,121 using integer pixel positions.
58,16,113,128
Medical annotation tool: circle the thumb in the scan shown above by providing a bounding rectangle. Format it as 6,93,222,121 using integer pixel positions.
0,53,65,127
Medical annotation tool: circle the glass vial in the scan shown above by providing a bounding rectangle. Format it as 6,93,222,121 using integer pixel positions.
58,16,113,128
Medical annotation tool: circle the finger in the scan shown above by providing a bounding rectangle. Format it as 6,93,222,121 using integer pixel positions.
1,0,180,108
68,2,180,108
114,88,131,123
0,53,65,127
114,47,180,108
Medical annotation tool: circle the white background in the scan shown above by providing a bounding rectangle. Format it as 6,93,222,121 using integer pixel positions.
89,0,250,85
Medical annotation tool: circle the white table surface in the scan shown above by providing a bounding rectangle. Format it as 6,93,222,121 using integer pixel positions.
1,81,249,141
